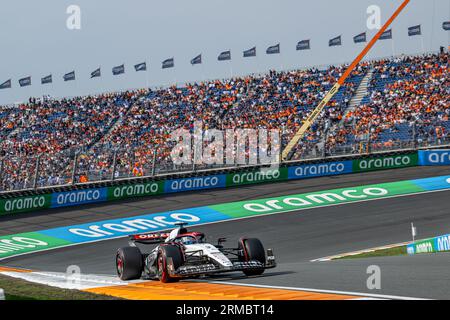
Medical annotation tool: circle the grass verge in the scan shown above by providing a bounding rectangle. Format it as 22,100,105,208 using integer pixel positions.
0,274,121,300
334,246,407,260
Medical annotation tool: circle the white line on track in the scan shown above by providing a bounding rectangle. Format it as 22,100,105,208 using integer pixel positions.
310,241,412,262
201,281,429,300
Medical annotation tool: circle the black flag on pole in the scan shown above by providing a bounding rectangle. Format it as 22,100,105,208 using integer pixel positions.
112,64,125,75
162,58,174,69
296,40,310,50
91,68,101,78
190,54,202,65
443,21,450,31
266,43,280,54
0,79,11,89
63,71,76,81
329,35,342,46
41,74,52,84
19,76,31,87
408,25,421,36
218,51,231,61
379,29,393,40
134,62,147,71
243,47,256,57
353,32,367,43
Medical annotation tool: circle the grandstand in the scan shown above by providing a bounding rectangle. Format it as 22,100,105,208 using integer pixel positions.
339,53,449,148
0,52,448,192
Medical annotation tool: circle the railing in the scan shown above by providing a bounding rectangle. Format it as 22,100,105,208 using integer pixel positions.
1,134,449,194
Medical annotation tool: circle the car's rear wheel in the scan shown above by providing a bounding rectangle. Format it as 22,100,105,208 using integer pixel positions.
116,247,143,280
239,238,266,276
157,245,184,283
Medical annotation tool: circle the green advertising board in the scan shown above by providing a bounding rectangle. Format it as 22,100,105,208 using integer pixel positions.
226,167,288,187
0,194,52,216
0,231,72,259
353,153,418,172
409,238,435,254
107,181,165,200
210,180,425,218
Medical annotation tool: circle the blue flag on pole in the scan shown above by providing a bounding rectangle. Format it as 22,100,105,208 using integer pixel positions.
91,68,101,78
296,40,310,50
0,79,11,89
63,71,75,81
329,35,342,46
218,51,231,61
41,74,52,84
408,25,421,36
162,58,174,69
112,64,125,75
243,47,256,57
191,54,202,65
134,62,147,71
353,32,366,43
19,76,31,87
379,29,393,40
266,43,280,54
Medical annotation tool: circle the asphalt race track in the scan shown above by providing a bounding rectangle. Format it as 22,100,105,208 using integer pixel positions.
2,166,450,299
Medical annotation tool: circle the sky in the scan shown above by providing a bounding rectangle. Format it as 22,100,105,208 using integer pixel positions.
0,0,448,105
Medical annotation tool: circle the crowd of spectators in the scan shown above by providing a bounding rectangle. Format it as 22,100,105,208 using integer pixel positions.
0,52,448,192
332,52,449,151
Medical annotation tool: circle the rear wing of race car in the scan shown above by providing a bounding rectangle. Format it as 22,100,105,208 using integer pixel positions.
128,231,171,245
128,222,188,245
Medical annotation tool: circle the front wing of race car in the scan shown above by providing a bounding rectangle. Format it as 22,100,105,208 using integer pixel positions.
166,250,277,278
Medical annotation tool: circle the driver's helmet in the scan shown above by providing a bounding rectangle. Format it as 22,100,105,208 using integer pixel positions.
179,236,196,245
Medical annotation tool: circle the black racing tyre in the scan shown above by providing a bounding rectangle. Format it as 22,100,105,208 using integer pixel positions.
157,245,184,283
239,238,266,276
116,247,143,280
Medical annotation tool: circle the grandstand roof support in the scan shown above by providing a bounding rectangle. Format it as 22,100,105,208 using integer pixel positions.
281,0,410,161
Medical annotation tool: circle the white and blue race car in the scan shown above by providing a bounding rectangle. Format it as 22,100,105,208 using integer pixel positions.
116,223,276,282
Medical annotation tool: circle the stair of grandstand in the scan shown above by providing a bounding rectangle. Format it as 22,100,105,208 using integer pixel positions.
340,69,374,129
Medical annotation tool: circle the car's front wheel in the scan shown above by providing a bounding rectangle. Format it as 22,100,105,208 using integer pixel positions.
239,238,266,276
157,245,184,283
116,247,143,280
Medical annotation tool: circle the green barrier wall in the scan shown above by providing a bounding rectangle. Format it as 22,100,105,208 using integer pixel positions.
353,153,418,172
0,194,52,216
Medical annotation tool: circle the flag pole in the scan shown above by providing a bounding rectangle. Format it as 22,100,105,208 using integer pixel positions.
281,0,410,160
411,222,416,242
201,55,206,83
145,64,149,89
279,44,284,72
391,38,396,56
